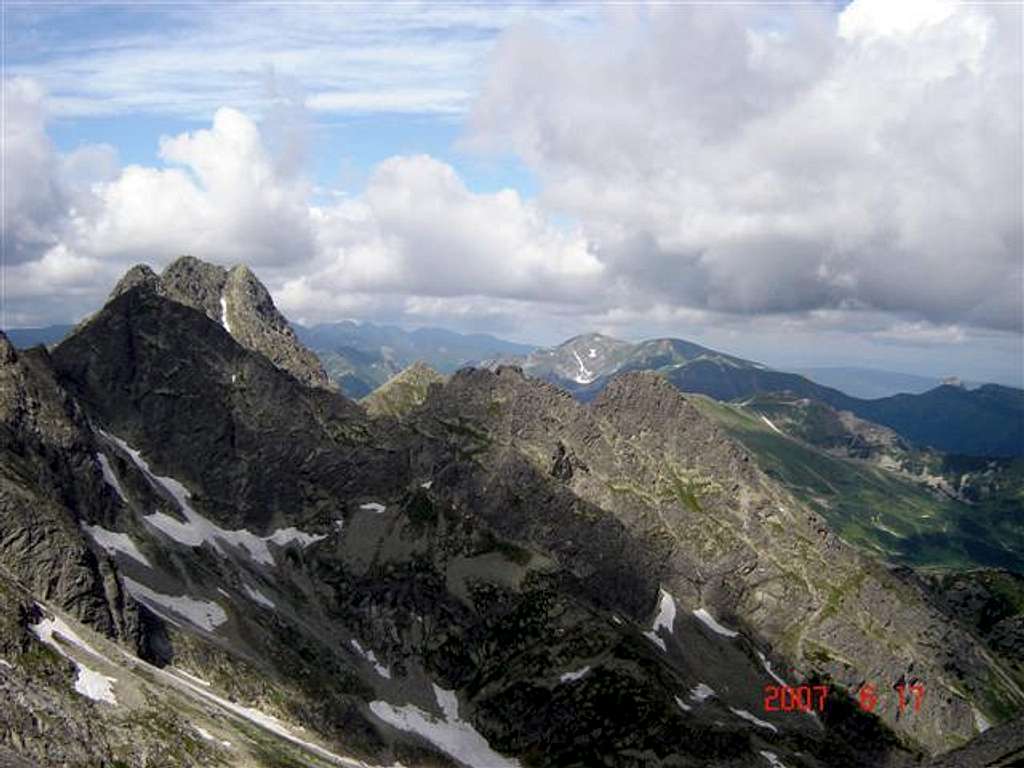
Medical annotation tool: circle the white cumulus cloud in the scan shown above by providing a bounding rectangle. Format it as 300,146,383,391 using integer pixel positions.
2,84,602,331
469,0,1023,334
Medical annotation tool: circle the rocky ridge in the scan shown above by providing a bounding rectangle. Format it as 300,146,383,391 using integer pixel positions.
493,334,1024,458
0,257,1021,767
408,366,1024,752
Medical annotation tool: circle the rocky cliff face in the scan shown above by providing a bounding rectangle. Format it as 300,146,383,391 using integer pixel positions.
108,255,331,390
0,333,139,646
0,257,1020,767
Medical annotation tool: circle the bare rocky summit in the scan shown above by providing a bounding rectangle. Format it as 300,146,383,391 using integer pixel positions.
108,255,331,390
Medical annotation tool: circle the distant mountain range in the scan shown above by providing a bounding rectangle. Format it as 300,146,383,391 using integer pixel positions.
294,321,534,398
8,322,1021,457
494,333,1024,458
4,324,74,348
693,393,1024,572
796,367,952,399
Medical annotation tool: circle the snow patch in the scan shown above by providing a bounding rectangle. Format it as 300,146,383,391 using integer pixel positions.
74,663,118,705
653,589,677,634
264,527,327,548
974,706,992,732
757,651,787,686
103,431,323,566
194,724,232,748
731,707,778,733
760,415,784,435
570,349,596,384
82,524,151,567
351,639,391,679
587,348,597,359
689,683,715,703
96,453,128,502
359,502,387,514
559,666,590,683
220,295,232,334
643,588,676,651
693,608,739,638
30,609,105,659
123,577,227,632
674,695,692,712
760,751,789,768
30,608,117,705
243,584,275,609
643,631,666,652
420,480,432,489
873,516,905,539
370,684,520,768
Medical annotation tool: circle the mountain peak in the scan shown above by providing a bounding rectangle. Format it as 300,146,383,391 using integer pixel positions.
109,263,160,300
362,361,445,418
559,331,627,348
106,256,332,390
596,369,689,414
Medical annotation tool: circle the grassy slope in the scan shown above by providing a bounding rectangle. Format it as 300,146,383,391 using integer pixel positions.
691,396,1024,572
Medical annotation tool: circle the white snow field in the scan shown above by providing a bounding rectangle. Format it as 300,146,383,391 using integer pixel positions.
370,684,521,768
102,431,325,566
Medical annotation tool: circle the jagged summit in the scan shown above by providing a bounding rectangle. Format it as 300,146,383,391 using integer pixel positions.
109,263,160,298
107,255,331,390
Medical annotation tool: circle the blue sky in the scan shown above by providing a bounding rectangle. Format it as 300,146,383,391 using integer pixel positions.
3,1,1021,385
6,2,570,191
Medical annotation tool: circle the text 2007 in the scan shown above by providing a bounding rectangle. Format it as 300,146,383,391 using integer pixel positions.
763,684,829,712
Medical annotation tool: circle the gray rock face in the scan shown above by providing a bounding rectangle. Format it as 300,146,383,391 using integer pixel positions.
220,263,332,391
109,264,160,298
0,334,139,647
106,256,332,390
924,570,1024,683
158,256,229,320
925,713,1024,767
